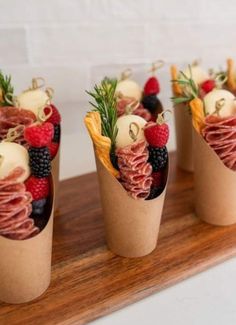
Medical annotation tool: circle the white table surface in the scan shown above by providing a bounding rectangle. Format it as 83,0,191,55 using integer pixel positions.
60,133,236,325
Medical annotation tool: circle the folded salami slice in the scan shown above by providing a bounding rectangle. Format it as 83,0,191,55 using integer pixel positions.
0,107,36,145
117,98,151,121
0,167,39,240
116,140,152,199
202,115,236,170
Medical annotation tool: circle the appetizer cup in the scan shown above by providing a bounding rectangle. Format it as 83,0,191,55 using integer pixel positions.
96,155,168,258
193,130,236,226
0,178,54,304
174,103,193,172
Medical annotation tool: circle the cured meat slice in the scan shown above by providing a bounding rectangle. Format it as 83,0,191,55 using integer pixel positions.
0,106,36,145
0,167,39,240
116,140,152,199
202,115,236,170
117,97,151,121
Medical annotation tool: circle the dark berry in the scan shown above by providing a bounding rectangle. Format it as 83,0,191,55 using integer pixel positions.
29,147,51,178
32,198,47,215
148,146,168,172
146,187,163,200
53,124,61,143
142,95,163,116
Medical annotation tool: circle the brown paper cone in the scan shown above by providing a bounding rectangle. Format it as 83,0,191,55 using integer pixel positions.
174,104,194,172
95,155,168,258
193,130,236,226
51,147,60,213
0,178,54,304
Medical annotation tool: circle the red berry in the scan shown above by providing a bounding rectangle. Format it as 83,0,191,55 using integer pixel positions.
25,176,50,200
24,122,54,147
44,104,61,125
144,77,160,96
151,172,162,187
200,79,215,94
144,121,169,147
48,142,59,159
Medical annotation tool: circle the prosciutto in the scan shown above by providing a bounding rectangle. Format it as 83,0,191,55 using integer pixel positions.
117,97,151,122
0,106,36,145
202,115,236,170
116,140,152,199
0,167,39,240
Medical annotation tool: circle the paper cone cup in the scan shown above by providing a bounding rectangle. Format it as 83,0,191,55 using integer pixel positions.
174,104,194,172
0,178,54,304
51,148,60,213
193,130,236,226
95,155,168,258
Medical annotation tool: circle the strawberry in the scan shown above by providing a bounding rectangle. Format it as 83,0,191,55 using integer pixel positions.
25,176,49,200
144,77,160,96
151,171,162,188
48,142,59,159
144,118,169,147
200,79,215,94
24,122,54,147
44,104,61,125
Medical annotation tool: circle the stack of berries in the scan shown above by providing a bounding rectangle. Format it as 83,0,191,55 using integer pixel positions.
142,75,163,121
144,116,169,199
44,104,61,159
24,122,54,216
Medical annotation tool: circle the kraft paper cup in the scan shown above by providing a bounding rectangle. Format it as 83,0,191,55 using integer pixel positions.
0,177,54,304
95,155,168,258
51,148,60,213
174,104,194,172
193,130,236,226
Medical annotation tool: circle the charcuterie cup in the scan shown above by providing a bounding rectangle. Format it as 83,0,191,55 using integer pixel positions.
0,177,54,304
51,142,60,213
95,155,168,258
193,130,236,226
174,104,193,172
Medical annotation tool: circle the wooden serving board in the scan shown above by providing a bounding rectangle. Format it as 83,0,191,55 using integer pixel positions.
1,152,236,325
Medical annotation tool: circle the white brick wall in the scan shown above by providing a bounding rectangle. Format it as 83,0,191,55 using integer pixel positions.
0,0,234,178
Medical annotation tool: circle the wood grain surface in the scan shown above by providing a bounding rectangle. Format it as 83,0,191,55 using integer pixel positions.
1,152,236,325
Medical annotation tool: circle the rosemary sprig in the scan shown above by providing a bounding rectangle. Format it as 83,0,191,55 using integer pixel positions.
86,78,118,151
171,66,199,105
0,70,14,106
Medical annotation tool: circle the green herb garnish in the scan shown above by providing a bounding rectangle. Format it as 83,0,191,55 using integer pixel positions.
86,78,118,151
171,66,199,105
0,70,14,106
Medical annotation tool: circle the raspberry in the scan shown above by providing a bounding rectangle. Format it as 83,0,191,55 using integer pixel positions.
28,147,51,177
53,124,61,143
200,79,215,94
151,171,162,187
148,146,168,172
24,122,54,147
44,104,61,125
144,121,169,147
48,142,59,159
144,77,160,96
25,176,49,200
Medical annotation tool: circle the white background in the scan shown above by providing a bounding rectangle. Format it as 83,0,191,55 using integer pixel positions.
1,1,236,324
1,0,235,179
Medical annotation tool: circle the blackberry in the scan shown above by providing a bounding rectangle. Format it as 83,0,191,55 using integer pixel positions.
142,95,163,115
29,147,51,178
32,198,47,215
148,146,168,172
53,124,61,143
146,186,163,200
